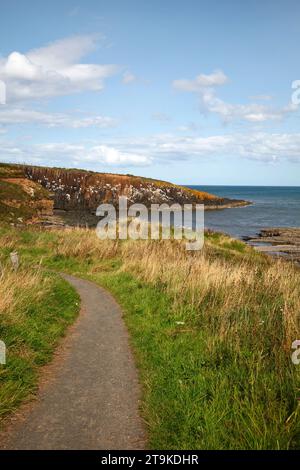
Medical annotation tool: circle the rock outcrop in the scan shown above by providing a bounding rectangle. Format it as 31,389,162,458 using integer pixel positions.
246,227,300,265
0,162,249,224
24,165,248,213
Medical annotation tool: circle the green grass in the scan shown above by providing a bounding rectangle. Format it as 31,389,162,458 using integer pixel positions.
0,269,80,422
0,226,299,449
81,270,299,450
0,180,33,222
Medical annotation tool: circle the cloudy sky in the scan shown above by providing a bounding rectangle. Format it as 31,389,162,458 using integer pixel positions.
0,0,300,185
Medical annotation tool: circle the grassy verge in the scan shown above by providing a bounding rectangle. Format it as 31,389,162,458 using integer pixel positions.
0,258,80,423
0,226,299,449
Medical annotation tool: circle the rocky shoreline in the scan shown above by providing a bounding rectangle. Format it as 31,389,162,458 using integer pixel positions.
34,200,250,229
24,165,250,213
244,227,300,265
204,199,250,210
0,163,250,226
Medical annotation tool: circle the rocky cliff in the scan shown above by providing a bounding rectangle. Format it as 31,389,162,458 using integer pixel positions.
24,165,248,213
0,163,249,224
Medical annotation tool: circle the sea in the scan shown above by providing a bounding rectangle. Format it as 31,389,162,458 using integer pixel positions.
186,186,300,240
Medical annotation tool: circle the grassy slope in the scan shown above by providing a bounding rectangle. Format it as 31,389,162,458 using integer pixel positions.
0,164,52,223
0,241,80,423
0,226,299,449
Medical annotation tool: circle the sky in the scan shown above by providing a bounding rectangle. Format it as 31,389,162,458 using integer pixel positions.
0,0,300,185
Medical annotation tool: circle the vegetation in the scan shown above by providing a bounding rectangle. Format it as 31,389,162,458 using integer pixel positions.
0,225,299,449
0,249,79,422
0,166,52,223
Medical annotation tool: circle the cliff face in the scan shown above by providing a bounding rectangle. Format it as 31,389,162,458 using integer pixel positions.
0,163,249,224
24,165,233,213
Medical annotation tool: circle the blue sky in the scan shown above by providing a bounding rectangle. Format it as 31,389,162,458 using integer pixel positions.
0,0,299,185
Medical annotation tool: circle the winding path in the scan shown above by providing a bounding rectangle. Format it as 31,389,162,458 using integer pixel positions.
2,274,147,450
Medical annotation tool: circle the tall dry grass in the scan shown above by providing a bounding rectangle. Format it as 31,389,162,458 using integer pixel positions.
39,227,299,355
120,239,300,356
41,227,119,261
0,248,80,424
0,226,299,447
11,226,297,349
0,267,50,320
1,226,299,353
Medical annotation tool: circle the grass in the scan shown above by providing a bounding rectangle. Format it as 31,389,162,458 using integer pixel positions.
0,225,299,449
0,176,52,223
0,163,25,179
0,259,80,423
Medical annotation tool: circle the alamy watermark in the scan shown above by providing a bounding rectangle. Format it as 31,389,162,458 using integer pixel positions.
95,196,204,251
291,339,300,365
291,80,300,106
0,340,6,365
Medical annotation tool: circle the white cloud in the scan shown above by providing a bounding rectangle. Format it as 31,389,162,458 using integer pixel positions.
173,70,296,123
0,107,118,128
122,71,136,84
1,131,300,170
200,89,288,122
0,140,152,167
0,35,119,102
173,70,228,92
106,132,300,163
152,132,300,163
86,145,150,165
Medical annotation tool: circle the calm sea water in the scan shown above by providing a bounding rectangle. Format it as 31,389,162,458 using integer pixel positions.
186,186,300,239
